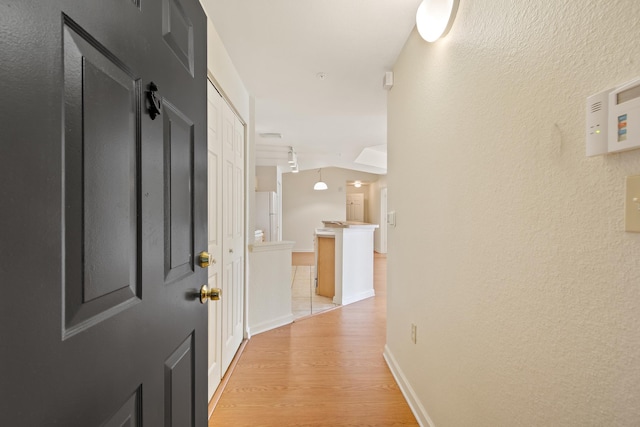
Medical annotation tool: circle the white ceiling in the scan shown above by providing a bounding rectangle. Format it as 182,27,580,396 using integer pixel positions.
202,0,422,174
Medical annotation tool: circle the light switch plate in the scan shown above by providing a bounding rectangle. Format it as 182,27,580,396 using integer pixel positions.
387,211,396,227
625,175,640,232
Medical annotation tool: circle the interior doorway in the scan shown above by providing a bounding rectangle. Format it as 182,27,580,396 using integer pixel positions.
346,193,365,222
378,187,388,254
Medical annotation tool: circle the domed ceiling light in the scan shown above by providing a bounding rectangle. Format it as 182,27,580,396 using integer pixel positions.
416,0,460,42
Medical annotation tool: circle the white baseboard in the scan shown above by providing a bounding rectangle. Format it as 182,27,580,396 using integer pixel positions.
383,345,435,427
247,314,294,336
336,289,375,306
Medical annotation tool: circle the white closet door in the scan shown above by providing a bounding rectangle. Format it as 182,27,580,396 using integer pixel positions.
221,98,245,374
207,81,223,400
347,193,365,222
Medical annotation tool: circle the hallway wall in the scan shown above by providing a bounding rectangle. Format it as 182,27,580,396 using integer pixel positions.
386,1,640,426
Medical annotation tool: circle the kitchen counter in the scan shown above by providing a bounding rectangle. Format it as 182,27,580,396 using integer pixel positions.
315,221,378,306
321,221,379,229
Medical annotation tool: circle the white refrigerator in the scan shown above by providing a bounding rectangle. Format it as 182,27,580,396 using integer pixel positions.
255,191,279,242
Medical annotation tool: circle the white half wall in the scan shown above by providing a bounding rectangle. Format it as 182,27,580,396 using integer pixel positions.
387,1,640,426
247,241,295,336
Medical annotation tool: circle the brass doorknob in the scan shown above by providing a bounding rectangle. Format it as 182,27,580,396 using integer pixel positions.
200,285,221,303
198,251,215,268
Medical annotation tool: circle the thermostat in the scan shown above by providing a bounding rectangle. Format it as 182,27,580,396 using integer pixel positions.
609,78,640,153
586,77,640,156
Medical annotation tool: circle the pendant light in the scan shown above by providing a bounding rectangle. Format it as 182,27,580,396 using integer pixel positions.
313,169,328,191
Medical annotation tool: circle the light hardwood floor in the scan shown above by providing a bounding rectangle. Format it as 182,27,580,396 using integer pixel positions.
209,252,418,426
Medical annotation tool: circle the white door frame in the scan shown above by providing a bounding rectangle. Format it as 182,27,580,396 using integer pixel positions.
379,187,388,254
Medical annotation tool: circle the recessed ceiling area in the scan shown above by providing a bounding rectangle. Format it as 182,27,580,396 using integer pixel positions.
201,0,423,175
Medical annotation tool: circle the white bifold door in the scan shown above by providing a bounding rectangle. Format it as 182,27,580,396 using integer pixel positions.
206,80,245,400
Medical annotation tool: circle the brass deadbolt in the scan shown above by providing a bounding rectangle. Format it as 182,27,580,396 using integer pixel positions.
198,251,215,268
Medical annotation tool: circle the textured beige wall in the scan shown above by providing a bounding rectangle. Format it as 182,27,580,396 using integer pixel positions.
255,166,278,192
387,1,640,426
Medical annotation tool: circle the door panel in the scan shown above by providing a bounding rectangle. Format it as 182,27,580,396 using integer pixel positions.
164,333,196,427
163,100,195,283
62,15,142,338
163,0,195,76
0,1,207,425
104,387,142,427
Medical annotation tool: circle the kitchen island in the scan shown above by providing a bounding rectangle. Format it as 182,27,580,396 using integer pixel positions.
315,221,379,306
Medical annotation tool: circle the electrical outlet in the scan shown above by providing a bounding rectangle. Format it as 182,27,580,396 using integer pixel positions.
410,324,417,344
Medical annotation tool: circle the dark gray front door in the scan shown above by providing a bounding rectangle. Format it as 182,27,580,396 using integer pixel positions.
0,0,208,425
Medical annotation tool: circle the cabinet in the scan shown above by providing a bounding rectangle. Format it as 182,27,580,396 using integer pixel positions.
316,236,335,298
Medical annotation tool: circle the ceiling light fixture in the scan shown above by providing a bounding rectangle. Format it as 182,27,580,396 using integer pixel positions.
416,0,460,43
354,181,362,188
313,169,328,191
287,146,299,172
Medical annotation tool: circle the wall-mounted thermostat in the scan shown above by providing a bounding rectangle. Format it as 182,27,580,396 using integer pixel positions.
587,77,640,156
609,78,640,153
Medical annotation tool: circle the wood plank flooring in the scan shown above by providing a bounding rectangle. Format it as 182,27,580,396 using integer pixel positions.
209,253,418,426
